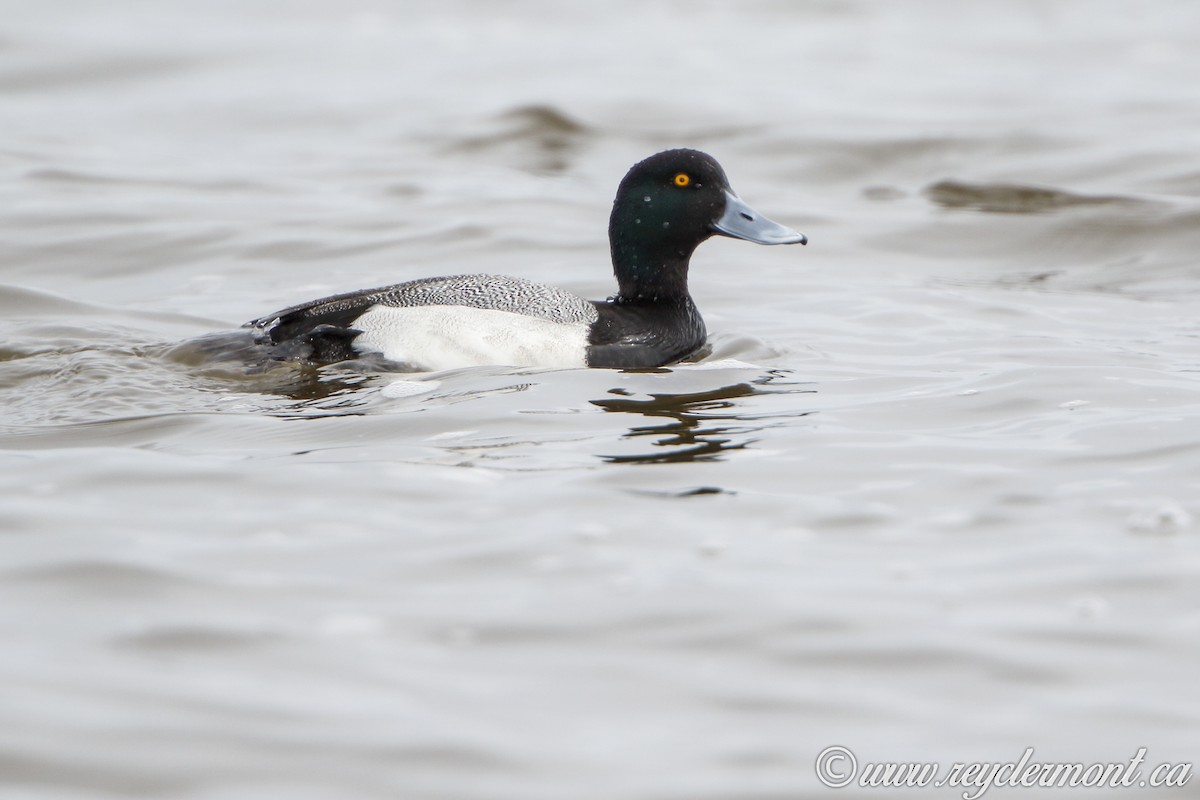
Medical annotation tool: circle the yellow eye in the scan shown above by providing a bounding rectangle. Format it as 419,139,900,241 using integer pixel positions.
673,172,691,187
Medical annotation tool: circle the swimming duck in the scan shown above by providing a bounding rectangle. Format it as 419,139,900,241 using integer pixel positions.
246,149,806,371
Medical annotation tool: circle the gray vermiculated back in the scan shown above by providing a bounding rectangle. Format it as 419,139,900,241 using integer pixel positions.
374,275,599,324
262,274,599,328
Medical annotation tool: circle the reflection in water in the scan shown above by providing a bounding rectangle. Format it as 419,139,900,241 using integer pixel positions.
592,371,815,465
264,372,377,418
923,179,1148,214
443,105,590,174
187,363,377,419
161,335,381,416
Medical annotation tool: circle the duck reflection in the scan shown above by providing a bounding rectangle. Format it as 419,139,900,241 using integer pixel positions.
591,372,814,465
266,371,376,415
163,334,379,415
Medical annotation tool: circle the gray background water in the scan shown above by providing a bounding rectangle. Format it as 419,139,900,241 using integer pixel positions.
2,1,1198,798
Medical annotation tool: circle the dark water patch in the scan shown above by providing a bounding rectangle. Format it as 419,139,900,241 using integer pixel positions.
266,377,376,413
383,182,422,199
633,121,766,150
0,751,182,798
0,54,196,92
442,105,591,174
203,369,375,411
114,624,288,652
25,167,275,194
159,338,383,412
592,377,816,465
924,179,1147,214
990,270,1066,290
632,485,734,498
4,560,210,598
794,133,1065,182
862,185,907,201
163,331,381,400
27,168,158,187
7,210,151,229
888,198,1200,297
593,383,761,463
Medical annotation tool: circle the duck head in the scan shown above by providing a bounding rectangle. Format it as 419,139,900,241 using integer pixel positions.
608,149,805,302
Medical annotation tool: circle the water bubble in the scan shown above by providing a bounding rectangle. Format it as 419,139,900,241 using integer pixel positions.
1126,499,1192,535
382,379,439,398
575,522,610,541
1069,594,1108,621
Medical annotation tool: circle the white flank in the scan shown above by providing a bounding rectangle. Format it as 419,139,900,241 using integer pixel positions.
352,305,590,370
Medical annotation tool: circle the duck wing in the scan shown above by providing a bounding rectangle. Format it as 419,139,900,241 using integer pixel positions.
247,274,599,345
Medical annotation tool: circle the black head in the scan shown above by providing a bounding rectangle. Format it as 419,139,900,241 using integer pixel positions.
607,149,805,302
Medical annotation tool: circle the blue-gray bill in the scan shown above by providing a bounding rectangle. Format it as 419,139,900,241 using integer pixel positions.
712,190,807,245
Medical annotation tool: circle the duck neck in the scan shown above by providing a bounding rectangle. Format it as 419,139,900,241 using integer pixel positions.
608,228,698,305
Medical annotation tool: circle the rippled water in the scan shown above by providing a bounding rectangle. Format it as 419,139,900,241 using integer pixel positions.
3,1,1199,798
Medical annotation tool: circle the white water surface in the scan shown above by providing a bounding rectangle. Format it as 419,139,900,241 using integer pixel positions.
2,1,1199,798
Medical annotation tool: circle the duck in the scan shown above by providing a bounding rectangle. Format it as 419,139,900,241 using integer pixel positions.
245,149,806,371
